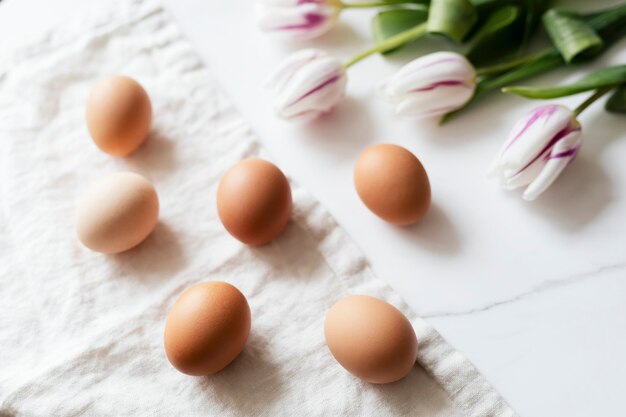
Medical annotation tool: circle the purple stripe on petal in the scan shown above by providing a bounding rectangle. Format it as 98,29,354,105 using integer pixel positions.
564,145,580,166
548,145,580,160
514,124,581,175
506,105,559,151
410,80,470,93
275,12,326,31
289,72,341,106
298,0,323,4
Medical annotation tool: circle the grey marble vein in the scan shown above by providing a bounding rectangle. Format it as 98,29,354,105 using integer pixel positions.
422,262,626,319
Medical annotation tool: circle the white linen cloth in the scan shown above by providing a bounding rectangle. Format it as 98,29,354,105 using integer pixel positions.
0,1,517,416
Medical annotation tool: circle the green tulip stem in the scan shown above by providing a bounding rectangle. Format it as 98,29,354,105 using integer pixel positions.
475,49,554,77
573,86,615,117
344,22,427,68
341,0,422,8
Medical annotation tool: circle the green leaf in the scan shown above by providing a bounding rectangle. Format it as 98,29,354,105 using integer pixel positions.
605,85,626,114
427,0,478,43
379,0,429,3
519,0,550,47
585,3,626,51
441,49,563,124
372,8,429,55
465,0,551,67
443,3,626,123
478,4,626,85
503,64,626,99
479,49,562,91
466,5,520,65
543,9,603,63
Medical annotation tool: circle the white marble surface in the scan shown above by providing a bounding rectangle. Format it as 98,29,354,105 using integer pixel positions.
1,0,626,416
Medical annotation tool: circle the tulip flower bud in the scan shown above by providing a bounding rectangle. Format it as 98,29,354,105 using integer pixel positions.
488,104,582,201
380,51,476,119
256,0,341,41
265,49,347,122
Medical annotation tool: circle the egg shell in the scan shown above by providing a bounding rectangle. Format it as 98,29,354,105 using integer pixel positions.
75,172,159,254
324,295,418,384
86,75,152,156
217,158,292,246
164,281,251,376
354,144,431,226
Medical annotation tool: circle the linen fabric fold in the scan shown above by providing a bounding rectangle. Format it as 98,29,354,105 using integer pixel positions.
0,1,516,416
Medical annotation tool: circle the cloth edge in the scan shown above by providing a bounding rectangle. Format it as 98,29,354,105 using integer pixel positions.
291,190,519,417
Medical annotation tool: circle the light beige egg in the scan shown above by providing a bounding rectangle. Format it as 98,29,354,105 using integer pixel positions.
324,295,418,384
75,172,159,253
86,75,152,156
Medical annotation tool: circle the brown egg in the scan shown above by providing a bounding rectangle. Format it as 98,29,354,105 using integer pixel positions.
354,144,431,226
86,75,152,156
324,295,418,384
217,158,292,246
75,172,159,254
164,281,251,376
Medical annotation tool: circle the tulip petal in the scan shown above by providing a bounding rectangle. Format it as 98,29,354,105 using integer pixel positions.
394,84,474,118
389,63,475,96
275,57,341,103
501,156,546,189
522,130,582,201
513,121,581,176
266,49,346,121
393,52,474,82
264,49,323,90
278,71,345,119
380,51,476,118
256,1,338,40
500,105,575,168
261,0,306,6
488,103,584,201
283,109,323,123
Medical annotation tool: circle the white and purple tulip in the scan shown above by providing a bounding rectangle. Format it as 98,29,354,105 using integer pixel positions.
488,104,582,201
265,49,347,122
380,51,476,119
256,0,341,41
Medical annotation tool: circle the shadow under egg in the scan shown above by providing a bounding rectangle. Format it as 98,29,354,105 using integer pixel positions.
110,221,187,282
122,128,179,175
198,332,285,415
393,203,462,256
